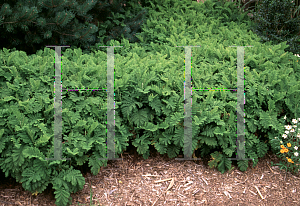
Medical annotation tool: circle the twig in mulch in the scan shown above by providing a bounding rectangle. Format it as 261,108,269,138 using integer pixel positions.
254,185,264,199
151,178,175,206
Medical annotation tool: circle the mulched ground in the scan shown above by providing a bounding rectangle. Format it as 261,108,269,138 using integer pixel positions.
1,145,300,206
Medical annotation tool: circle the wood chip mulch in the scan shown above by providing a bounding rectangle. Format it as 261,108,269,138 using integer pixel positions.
1,147,300,206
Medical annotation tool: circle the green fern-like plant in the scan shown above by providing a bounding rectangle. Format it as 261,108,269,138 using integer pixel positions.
52,167,85,206
207,151,233,174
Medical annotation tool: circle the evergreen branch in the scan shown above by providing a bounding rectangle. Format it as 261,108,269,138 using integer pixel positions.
0,10,37,25
39,0,68,9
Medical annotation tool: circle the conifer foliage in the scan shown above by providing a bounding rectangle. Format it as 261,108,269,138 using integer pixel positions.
0,0,149,55
248,0,300,55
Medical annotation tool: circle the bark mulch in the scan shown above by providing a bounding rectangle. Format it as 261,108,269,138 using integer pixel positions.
1,146,300,206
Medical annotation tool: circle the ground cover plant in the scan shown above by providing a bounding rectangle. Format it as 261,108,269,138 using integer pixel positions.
1,0,300,205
